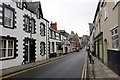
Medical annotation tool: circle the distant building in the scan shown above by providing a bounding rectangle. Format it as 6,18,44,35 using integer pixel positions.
59,30,70,54
88,23,95,55
81,35,89,48
48,23,69,57
68,31,81,52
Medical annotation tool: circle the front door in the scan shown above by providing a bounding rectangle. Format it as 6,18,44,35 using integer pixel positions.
30,39,35,62
24,39,30,63
23,38,35,64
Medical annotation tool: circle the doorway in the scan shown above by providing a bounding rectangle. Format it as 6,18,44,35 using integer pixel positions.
23,38,36,63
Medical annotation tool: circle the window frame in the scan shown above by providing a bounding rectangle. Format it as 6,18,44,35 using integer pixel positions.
16,0,23,10
24,15,30,33
40,42,45,56
111,27,119,49
31,18,36,34
40,23,45,36
104,5,108,20
0,36,17,60
3,3,15,29
36,9,40,19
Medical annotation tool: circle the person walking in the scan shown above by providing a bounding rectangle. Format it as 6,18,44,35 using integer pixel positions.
86,46,93,64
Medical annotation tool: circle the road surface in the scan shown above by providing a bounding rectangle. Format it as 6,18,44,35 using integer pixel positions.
8,49,87,78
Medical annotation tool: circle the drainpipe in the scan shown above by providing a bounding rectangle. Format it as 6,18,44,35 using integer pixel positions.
46,21,48,59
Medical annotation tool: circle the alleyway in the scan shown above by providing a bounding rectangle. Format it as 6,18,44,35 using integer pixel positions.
7,50,87,78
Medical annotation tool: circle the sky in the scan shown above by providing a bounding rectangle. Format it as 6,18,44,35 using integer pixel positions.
33,0,98,37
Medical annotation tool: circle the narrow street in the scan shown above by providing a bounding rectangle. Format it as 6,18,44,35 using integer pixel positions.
8,49,87,78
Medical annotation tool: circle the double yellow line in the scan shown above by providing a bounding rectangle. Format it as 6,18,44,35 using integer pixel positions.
81,53,88,80
0,58,62,80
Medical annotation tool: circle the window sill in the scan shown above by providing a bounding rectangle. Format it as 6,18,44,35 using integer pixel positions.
41,35,45,36
111,48,119,51
3,25,14,29
0,57,16,61
17,6,23,10
31,32,36,34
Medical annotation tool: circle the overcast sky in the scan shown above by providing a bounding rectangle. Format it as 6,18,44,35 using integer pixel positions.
33,0,98,37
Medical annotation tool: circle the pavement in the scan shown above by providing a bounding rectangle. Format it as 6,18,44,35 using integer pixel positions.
87,55,120,80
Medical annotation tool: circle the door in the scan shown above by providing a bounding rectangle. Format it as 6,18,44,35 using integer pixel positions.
23,38,35,64
24,39,30,63
30,39,35,62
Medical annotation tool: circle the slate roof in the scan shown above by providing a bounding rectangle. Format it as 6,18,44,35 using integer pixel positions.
26,2,43,17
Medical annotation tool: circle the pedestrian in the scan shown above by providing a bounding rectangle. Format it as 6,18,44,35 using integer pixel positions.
86,46,92,64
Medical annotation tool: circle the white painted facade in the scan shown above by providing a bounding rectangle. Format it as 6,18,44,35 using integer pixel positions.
0,1,49,70
49,27,63,56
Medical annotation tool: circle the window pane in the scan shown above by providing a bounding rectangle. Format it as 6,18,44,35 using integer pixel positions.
8,40,13,48
37,10,40,18
4,17,12,26
17,0,22,8
2,40,6,48
115,29,118,34
0,40,1,48
0,49,6,58
8,49,13,56
5,8,11,18
31,20,35,33
41,24,45,36
4,8,13,27
112,31,114,35
5,8,13,20
41,43,45,55
25,17,29,31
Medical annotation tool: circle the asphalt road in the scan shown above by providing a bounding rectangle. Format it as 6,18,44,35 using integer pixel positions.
9,49,87,78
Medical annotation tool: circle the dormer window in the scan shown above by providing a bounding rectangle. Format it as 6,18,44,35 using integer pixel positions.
16,0,23,9
36,9,40,19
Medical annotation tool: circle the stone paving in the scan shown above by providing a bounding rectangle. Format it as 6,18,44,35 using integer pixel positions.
88,56,120,80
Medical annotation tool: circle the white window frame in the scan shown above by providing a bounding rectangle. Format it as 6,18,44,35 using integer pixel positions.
40,24,45,36
104,5,108,20
40,42,45,56
111,27,118,49
37,9,40,19
25,16,30,32
17,0,23,9
4,8,13,28
31,19,35,34
0,39,14,59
